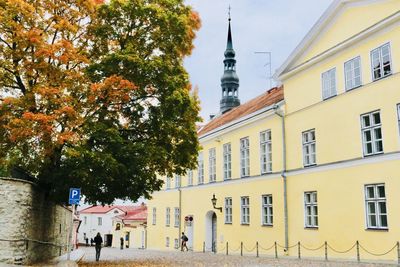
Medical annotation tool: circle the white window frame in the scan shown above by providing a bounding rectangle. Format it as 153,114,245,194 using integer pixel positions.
371,42,392,81
98,217,102,226
166,207,170,227
174,238,179,249
241,196,250,225
188,170,193,186
197,152,204,184
321,68,337,100
344,56,362,91
304,191,318,228
361,111,383,156
224,197,232,224
175,174,181,188
84,216,87,225
260,130,272,174
174,207,180,228
223,143,232,180
209,148,216,182
166,177,171,190
152,207,156,225
365,184,388,229
240,137,250,177
302,129,316,167
166,237,170,247
262,195,273,226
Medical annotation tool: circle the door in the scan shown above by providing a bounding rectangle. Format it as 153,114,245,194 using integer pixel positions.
211,213,217,252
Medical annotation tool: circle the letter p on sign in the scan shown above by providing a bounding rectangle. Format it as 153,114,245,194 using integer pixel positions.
69,188,81,205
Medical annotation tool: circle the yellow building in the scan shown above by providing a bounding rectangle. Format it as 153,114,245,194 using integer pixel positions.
147,0,400,262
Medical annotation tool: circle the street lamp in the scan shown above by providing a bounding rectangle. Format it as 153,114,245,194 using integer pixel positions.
211,194,222,212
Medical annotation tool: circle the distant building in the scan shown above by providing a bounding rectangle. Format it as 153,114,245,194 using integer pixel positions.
78,205,144,247
111,204,147,249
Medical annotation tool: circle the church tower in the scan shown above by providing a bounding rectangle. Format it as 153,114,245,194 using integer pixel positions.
220,12,240,114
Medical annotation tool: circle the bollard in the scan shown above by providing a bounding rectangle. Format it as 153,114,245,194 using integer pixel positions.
226,242,228,255
274,241,278,258
59,246,62,256
356,241,360,262
397,241,399,265
298,241,301,259
256,241,259,258
324,241,328,261
241,242,243,256
25,240,28,250
203,241,205,253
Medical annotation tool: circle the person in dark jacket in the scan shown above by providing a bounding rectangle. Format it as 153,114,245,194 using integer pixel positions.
181,232,188,251
94,233,103,261
120,237,124,250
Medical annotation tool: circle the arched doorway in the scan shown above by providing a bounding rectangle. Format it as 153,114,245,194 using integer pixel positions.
205,211,217,252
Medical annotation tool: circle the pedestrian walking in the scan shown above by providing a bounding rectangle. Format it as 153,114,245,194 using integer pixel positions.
120,237,124,250
181,232,188,251
94,232,103,261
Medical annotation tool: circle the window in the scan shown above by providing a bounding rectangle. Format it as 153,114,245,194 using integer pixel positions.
115,223,121,230
397,104,400,136
361,111,383,156
188,170,193,186
302,129,316,167
97,217,102,226
223,143,232,180
241,196,250,225
344,56,362,91
260,130,272,173
175,174,181,188
152,208,156,225
262,195,273,226
304,191,318,228
166,207,170,226
84,216,87,225
166,237,170,247
225,197,232,224
174,207,180,228
174,238,179,249
197,152,204,184
240,137,250,177
321,68,337,100
209,148,216,182
365,184,388,229
166,177,171,189
371,43,392,80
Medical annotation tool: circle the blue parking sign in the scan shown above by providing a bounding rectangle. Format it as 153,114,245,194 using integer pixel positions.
69,188,81,205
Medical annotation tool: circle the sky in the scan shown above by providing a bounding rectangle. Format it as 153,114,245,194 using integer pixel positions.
184,0,333,121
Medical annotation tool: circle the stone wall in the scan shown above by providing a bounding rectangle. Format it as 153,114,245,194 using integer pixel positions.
0,177,72,265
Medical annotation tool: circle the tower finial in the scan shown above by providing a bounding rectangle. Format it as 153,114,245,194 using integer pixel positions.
228,5,231,21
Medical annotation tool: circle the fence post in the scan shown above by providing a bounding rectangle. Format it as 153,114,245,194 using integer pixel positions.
397,241,399,265
324,241,328,261
256,241,259,257
226,241,228,255
241,242,243,256
274,241,278,258
356,241,360,262
203,241,205,253
298,241,301,259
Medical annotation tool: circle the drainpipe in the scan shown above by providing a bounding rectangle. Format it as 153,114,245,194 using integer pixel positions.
274,104,288,254
178,187,182,250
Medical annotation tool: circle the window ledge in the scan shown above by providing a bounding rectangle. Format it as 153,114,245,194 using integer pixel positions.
372,73,392,82
225,222,232,225
303,164,317,168
345,84,363,92
261,224,273,227
363,152,384,158
365,228,389,232
322,94,337,101
304,226,318,230
241,223,250,226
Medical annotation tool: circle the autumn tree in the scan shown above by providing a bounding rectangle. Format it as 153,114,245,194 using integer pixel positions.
0,0,201,204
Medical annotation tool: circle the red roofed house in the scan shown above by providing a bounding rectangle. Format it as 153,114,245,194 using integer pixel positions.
111,203,147,249
78,205,146,247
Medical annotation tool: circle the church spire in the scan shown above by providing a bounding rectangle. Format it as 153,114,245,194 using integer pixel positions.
220,7,240,114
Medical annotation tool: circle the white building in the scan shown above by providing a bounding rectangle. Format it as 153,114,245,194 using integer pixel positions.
78,205,142,246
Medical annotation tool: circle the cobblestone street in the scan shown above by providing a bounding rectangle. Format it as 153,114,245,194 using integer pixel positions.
79,247,396,267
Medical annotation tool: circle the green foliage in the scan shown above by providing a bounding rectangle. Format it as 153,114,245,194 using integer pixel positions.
0,0,201,204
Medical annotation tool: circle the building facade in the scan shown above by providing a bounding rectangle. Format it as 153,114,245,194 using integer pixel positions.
147,0,400,262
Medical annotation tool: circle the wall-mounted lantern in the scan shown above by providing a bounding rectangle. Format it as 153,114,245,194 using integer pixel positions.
211,194,222,212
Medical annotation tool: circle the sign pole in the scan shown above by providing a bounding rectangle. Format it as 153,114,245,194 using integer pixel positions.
67,204,75,260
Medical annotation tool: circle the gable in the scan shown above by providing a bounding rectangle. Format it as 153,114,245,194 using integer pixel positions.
277,0,400,79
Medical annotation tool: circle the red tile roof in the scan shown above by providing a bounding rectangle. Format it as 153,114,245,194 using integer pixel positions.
198,86,284,136
79,205,144,214
114,206,147,222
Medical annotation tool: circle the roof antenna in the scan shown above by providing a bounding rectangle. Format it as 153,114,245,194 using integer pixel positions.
228,5,231,21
